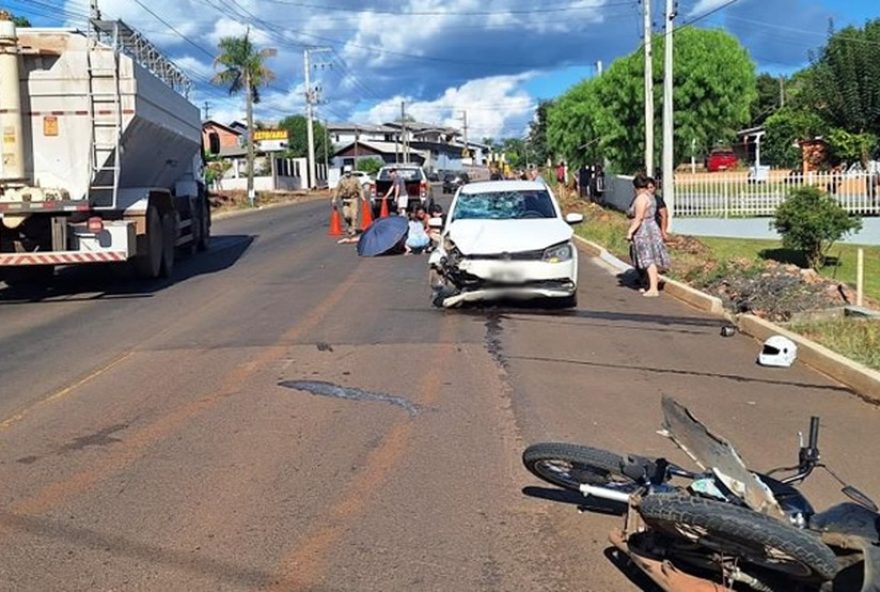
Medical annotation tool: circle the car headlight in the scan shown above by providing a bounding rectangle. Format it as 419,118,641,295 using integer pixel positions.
542,242,573,263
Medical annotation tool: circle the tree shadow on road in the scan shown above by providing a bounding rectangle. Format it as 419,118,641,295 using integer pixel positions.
0,235,254,305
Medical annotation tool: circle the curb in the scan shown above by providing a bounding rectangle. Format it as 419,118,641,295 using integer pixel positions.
573,234,880,404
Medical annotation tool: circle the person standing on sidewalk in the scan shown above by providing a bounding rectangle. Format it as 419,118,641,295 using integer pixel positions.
626,174,670,297
333,165,367,237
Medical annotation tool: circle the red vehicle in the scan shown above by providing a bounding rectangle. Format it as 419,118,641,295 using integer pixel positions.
370,164,434,216
705,149,738,172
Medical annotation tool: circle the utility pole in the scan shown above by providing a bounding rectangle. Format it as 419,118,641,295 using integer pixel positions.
643,0,654,176
461,110,469,164
662,0,676,230
303,47,331,189
401,101,408,164
90,0,101,19
202,101,211,120
323,118,329,174
595,60,603,75
304,48,315,189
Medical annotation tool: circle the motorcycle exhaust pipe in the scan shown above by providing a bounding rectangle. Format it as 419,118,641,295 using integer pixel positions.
579,483,631,504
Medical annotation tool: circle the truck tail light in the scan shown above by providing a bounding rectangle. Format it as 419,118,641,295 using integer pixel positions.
420,181,427,198
87,216,104,233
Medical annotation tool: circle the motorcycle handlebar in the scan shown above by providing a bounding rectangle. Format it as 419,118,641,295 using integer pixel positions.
808,416,820,449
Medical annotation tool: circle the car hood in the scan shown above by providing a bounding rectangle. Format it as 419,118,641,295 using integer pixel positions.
446,219,573,255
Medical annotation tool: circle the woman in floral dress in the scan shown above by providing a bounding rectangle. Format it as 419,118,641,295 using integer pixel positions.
626,174,671,297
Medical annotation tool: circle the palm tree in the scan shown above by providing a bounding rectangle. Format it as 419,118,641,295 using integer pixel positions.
212,30,276,205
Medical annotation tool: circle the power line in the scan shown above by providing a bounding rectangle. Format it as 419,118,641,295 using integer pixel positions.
257,0,639,16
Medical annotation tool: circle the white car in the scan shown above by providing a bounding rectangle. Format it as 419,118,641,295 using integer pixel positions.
351,170,372,188
427,180,583,308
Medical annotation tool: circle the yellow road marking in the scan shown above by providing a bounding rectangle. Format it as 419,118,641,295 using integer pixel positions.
0,351,134,431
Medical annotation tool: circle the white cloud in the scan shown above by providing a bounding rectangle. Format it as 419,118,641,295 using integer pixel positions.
353,73,536,139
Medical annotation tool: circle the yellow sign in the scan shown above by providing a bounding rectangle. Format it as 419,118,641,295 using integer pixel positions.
254,129,288,141
3,126,15,145
43,116,59,137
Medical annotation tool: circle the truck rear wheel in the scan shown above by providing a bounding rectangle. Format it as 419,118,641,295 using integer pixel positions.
134,206,163,279
160,212,176,278
196,198,210,252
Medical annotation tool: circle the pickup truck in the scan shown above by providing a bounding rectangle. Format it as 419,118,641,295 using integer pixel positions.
370,165,434,216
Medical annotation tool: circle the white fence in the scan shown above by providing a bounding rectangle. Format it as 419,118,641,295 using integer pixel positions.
674,171,880,218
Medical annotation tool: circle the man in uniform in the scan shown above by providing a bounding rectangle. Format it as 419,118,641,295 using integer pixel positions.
333,165,367,237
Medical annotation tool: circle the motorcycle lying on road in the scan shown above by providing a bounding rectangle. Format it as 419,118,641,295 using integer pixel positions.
523,397,880,592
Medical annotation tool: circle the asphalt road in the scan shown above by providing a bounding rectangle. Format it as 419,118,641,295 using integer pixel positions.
0,199,878,591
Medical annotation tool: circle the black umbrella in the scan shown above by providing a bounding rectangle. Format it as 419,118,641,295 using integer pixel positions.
356,215,409,257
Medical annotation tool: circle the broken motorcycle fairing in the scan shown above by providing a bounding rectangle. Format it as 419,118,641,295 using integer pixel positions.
659,396,786,519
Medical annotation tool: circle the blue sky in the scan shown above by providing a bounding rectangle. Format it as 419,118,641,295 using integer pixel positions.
6,0,877,138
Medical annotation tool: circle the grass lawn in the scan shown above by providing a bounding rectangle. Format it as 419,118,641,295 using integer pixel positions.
787,318,880,371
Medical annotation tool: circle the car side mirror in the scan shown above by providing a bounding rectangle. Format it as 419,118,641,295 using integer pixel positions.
428,217,444,229
565,213,584,225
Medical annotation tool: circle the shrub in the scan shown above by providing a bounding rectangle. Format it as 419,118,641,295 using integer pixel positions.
771,186,862,269
356,157,383,176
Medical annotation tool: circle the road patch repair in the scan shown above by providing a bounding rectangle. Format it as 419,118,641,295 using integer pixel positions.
574,235,880,404
278,380,424,416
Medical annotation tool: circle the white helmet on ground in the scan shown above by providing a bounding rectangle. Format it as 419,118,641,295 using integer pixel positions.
757,335,797,368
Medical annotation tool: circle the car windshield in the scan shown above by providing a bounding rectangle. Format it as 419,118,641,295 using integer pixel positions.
452,190,557,220
377,168,422,181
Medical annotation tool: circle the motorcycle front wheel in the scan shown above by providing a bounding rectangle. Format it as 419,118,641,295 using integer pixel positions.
522,442,641,492
638,493,839,583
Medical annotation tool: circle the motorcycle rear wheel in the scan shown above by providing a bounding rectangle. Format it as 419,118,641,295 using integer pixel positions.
522,442,640,492
638,493,838,583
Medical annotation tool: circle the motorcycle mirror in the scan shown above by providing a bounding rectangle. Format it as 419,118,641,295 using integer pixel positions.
842,485,879,512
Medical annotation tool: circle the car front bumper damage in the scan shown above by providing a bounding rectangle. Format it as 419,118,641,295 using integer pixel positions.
430,249,576,308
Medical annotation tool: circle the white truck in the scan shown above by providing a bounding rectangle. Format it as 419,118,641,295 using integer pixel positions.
0,12,209,285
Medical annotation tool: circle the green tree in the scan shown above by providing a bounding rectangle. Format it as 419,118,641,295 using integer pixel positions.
826,128,878,167
277,115,328,160
527,100,554,166
499,137,527,168
750,73,785,126
12,14,31,27
212,31,276,204
548,28,756,174
356,157,383,176
771,186,862,269
805,19,880,166
763,107,828,169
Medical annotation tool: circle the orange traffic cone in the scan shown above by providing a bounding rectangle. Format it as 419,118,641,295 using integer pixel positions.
379,197,390,218
328,205,343,236
360,199,374,230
